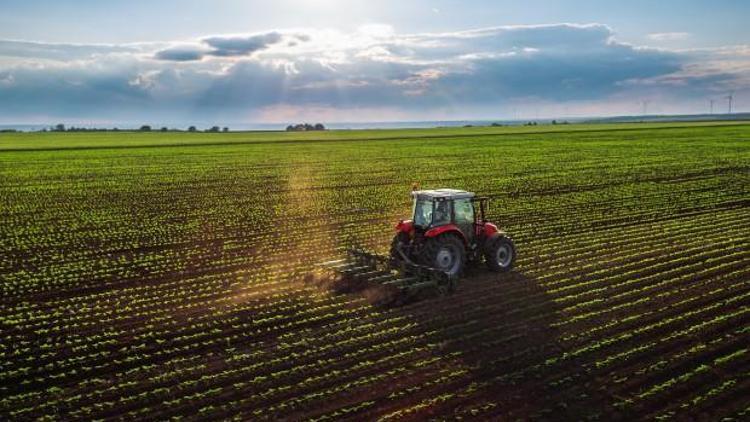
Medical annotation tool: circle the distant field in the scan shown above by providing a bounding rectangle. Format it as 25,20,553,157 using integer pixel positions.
1,122,749,420
2,120,749,150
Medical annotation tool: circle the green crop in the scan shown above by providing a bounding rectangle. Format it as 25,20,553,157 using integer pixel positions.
1,121,749,420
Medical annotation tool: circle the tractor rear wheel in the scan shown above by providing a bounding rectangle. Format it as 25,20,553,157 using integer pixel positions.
485,235,515,272
421,234,465,278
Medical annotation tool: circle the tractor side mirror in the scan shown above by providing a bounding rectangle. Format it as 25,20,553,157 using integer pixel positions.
480,199,489,223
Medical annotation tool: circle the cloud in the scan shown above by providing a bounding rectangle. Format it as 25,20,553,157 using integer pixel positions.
154,31,302,61
0,39,137,61
0,60,150,118
203,32,283,56
0,23,748,122
0,71,13,86
648,32,690,41
154,45,206,62
621,45,750,97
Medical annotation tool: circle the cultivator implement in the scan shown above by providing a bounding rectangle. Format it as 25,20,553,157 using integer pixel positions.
319,248,455,303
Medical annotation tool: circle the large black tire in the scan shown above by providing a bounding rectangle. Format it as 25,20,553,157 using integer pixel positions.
485,235,516,272
420,233,465,278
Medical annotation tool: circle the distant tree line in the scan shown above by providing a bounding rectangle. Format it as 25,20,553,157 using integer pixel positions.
2,120,577,135
466,121,570,128
45,124,230,133
286,123,326,132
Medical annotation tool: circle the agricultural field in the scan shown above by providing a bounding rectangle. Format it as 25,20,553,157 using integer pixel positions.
1,122,749,420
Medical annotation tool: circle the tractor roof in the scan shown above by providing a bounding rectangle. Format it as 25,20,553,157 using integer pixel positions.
411,188,475,200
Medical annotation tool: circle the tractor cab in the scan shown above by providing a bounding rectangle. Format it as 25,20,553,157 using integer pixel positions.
410,189,489,242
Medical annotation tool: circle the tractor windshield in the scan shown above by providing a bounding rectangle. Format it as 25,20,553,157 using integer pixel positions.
413,199,433,227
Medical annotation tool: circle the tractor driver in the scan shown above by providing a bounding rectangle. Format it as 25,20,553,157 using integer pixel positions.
433,200,451,225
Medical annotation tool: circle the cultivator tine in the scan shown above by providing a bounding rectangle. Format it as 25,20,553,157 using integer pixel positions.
323,261,362,271
367,273,400,284
348,269,387,282
339,265,374,274
397,280,440,292
318,247,455,302
381,276,419,288
319,258,349,267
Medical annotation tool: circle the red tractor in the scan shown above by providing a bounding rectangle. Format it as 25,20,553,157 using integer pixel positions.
390,189,515,278
322,189,516,297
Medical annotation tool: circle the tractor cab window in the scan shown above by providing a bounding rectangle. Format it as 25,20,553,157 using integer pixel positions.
413,199,433,227
433,200,451,226
454,199,474,224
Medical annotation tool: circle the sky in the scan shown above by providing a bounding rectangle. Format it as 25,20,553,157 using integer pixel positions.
0,0,748,125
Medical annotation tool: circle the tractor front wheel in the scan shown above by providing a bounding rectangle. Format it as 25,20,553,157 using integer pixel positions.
421,234,465,278
485,235,516,272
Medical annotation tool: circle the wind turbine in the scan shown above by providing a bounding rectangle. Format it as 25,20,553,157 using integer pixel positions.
709,99,715,115
726,92,734,114
641,100,651,115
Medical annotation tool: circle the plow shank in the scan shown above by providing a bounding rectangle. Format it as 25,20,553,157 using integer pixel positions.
319,248,455,301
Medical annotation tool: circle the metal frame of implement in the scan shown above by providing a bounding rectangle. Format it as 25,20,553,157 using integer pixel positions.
320,248,456,296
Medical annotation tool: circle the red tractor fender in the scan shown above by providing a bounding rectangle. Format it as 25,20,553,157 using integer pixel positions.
396,219,414,235
481,222,500,237
424,224,468,245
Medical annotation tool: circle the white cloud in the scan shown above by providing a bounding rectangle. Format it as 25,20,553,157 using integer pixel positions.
0,71,14,86
0,39,141,61
648,32,690,41
0,24,747,121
